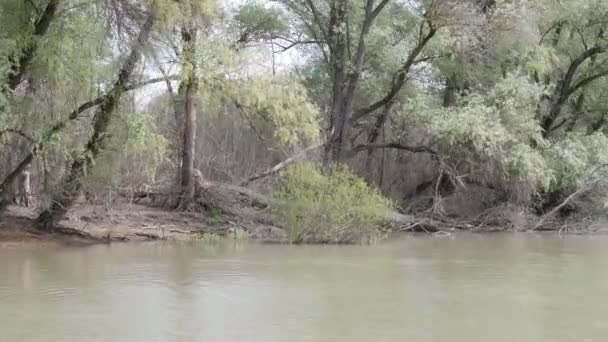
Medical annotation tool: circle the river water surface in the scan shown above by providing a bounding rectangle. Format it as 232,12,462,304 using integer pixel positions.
1,233,608,341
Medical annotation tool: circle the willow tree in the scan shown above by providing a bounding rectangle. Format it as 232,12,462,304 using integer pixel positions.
239,0,481,164
0,0,60,205
37,1,158,230
383,0,608,209
0,0,173,216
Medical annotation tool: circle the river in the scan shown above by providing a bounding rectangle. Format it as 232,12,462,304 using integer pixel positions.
1,233,607,341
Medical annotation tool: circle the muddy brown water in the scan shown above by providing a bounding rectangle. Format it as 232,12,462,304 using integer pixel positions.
1,233,608,341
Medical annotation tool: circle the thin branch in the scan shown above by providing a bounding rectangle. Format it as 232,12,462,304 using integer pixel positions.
26,0,41,15
303,0,329,55
0,129,34,143
413,53,450,64
234,100,269,145
569,69,608,95
125,75,180,91
539,21,563,44
350,142,437,155
273,39,319,52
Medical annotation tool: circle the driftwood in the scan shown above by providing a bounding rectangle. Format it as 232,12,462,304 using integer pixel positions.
134,232,163,240
378,211,475,233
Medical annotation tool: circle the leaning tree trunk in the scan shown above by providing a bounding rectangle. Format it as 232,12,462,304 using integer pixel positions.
36,10,156,231
178,24,198,208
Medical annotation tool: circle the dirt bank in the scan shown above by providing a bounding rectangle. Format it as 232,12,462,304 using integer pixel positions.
1,181,606,245
0,201,288,244
0,181,288,244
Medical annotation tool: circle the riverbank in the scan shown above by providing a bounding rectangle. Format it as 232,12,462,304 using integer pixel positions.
1,203,606,246
1,180,607,245
0,201,288,244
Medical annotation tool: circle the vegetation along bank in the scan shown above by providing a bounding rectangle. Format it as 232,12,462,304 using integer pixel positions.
2,0,608,244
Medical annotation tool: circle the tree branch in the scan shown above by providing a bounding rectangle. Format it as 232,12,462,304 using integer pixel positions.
370,0,390,20
352,22,437,121
125,75,180,91
350,142,437,155
240,143,323,186
26,0,41,15
542,45,607,135
0,129,34,143
569,69,608,95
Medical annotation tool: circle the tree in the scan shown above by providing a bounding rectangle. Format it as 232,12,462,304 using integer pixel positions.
37,3,157,230
178,5,199,207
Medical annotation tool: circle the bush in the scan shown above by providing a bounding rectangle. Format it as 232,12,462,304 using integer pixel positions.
272,163,393,244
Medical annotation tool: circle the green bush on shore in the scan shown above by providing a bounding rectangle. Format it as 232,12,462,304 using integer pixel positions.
272,163,393,244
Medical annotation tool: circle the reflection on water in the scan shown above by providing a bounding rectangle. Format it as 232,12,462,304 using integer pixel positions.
1,233,608,341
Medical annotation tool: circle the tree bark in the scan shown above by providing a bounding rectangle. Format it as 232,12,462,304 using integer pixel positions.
36,9,156,231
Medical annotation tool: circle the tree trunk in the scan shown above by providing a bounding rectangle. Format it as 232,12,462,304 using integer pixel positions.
442,78,457,107
36,10,156,231
0,155,34,214
364,102,392,177
178,24,198,207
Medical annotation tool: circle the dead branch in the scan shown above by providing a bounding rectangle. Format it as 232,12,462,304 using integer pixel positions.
531,187,590,230
532,163,608,230
350,142,437,155
240,143,322,186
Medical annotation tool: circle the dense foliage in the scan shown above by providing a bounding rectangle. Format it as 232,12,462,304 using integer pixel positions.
1,0,608,238
272,164,392,243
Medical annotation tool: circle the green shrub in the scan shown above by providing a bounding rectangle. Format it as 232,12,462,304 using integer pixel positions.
272,163,393,244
